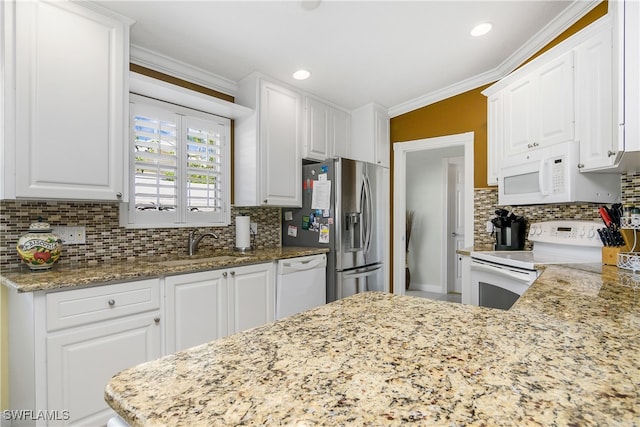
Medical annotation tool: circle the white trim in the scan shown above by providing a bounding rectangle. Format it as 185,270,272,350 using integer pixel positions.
388,0,602,117
130,44,239,97
393,133,474,296
441,157,450,296
130,72,252,119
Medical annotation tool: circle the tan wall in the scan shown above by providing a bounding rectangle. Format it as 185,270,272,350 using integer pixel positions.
389,1,608,189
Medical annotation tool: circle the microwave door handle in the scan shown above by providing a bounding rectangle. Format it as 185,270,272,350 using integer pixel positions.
538,159,550,196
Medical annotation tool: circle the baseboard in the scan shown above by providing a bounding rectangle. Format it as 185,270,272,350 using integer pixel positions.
408,283,444,294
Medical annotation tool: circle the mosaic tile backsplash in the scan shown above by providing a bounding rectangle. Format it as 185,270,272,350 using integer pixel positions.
0,203,281,270
474,172,640,250
1,173,638,270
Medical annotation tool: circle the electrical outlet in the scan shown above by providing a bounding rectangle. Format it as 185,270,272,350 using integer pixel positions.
52,226,86,244
250,222,258,235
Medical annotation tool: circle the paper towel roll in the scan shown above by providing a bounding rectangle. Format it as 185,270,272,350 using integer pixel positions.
235,216,251,250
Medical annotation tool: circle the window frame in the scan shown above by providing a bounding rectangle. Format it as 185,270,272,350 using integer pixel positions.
121,94,231,228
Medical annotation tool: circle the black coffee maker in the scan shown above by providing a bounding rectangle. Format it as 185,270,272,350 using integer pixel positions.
491,209,526,251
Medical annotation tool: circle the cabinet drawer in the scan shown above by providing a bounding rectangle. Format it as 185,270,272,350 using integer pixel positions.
46,279,161,331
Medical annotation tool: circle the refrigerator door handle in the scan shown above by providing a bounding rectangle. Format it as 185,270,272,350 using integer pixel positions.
362,174,373,254
341,264,383,279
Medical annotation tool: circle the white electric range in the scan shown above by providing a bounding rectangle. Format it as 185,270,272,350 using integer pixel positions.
470,220,603,310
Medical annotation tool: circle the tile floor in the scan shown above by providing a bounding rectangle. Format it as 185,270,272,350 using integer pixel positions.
405,290,462,304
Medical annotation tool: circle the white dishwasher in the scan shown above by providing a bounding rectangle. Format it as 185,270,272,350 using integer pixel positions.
276,254,327,320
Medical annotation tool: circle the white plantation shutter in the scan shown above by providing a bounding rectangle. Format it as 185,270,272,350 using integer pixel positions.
127,95,230,227
184,116,228,224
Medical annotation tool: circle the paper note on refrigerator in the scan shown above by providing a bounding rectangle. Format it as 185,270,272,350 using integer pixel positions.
311,180,331,210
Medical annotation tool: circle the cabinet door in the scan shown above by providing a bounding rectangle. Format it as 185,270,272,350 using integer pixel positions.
304,97,331,161
228,263,275,335
14,1,128,200
259,82,302,206
332,108,351,159
504,76,536,156
535,52,575,148
165,270,228,353
374,107,390,168
47,312,161,426
486,93,503,186
351,103,389,166
576,26,616,170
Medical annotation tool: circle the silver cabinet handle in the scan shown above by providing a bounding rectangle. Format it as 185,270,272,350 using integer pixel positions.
222,272,228,277
607,150,616,157
154,317,160,324
116,192,122,198
108,299,115,307
577,163,584,169
533,142,539,147
230,271,236,276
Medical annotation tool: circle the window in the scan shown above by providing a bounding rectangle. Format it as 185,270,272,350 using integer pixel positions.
123,94,231,227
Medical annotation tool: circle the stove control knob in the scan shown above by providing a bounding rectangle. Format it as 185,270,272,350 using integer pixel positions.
588,228,596,239
579,228,586,237
536,226,543,235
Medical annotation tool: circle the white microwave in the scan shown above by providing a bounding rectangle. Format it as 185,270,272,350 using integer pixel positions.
498,141,620,205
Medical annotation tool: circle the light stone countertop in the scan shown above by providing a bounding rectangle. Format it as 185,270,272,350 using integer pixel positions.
104,264,640,426
0,247,329,293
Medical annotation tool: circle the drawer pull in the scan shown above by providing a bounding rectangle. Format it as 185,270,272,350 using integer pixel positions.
230,271,235,276
223,272,228,277
154,317,160,324
108,299,116,307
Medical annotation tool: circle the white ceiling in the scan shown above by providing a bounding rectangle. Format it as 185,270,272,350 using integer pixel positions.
95,0,599,116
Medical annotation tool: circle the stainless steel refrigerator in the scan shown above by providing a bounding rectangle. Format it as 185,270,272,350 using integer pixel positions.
282,158,384,303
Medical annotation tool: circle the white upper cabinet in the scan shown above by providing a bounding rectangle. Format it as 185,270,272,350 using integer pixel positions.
5,0,131,200
486,93,503,186
611,0,640,171
332,107,351,159
503,51,575,157
302,96,351,161
235,74,302,207
351,103,390,167
304,97,332,161
575,23,616,171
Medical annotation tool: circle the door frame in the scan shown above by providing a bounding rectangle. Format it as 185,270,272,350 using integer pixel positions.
443,156,464,294
392,132,474,295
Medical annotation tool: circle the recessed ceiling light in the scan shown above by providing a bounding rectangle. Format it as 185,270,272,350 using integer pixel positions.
471,22,492,37
293,69,311,80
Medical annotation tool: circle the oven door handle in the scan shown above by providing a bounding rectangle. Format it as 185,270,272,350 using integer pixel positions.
470,261,534,284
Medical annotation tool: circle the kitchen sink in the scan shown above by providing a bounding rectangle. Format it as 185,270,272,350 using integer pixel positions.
152,255,250,267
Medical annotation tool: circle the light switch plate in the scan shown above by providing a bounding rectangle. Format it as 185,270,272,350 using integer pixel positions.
250,222,258,235
52,226,86,244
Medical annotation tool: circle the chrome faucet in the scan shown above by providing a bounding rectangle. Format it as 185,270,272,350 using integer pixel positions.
187,229,219,256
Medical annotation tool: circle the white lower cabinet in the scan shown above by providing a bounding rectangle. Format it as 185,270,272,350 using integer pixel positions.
46,312,161,426
165,270,228,353
165,262,275,353
8,278,161,426
227,263,275,335
8,263,276,425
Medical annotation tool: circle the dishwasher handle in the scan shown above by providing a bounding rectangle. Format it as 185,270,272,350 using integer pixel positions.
279,255,327,274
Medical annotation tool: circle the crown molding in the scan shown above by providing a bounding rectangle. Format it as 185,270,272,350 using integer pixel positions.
130,44,239,97
388,0,602,118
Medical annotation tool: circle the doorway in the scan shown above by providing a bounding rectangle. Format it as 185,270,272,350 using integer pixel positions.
393,132,474,297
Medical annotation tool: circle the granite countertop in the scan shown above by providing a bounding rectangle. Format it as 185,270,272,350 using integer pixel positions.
105,264,640,426
0,246,329,293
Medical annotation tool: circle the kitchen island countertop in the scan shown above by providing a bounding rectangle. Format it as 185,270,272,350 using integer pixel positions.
105,264,640,426
0,246,329,293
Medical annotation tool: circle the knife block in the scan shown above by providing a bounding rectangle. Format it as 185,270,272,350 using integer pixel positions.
602,229,636,265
